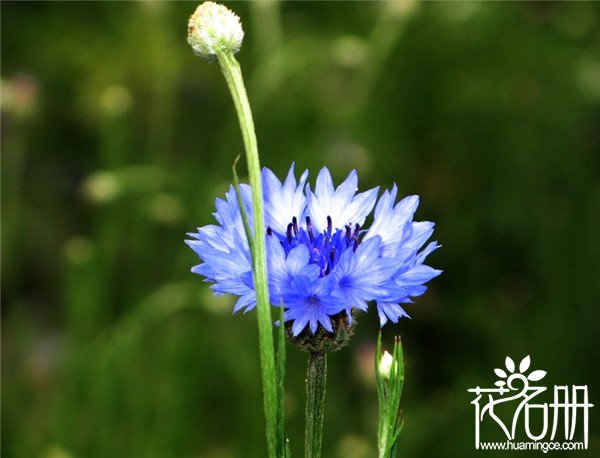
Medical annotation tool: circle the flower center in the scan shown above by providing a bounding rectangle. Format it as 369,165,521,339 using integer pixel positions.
267,215,361,277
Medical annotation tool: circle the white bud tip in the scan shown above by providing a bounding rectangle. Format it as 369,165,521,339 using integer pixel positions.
187,2,244,60
378,351,395,380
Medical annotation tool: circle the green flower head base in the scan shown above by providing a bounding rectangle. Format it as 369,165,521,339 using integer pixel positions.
187,165,442,341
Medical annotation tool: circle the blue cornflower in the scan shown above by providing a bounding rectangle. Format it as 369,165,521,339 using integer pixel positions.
187,164,441,337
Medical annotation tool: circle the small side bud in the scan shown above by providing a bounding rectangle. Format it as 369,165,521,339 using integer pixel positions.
187,2,244,61
378,350,395,380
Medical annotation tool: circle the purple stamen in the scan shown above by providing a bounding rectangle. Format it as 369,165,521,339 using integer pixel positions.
353,224,362,250
325,216,333,246
306,216,314,243
278,214,362,275
345,225,352,240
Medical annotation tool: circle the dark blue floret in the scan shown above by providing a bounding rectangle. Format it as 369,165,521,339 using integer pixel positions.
271,214,362,279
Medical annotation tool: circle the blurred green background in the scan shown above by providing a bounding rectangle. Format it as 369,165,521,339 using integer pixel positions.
2,1,599,457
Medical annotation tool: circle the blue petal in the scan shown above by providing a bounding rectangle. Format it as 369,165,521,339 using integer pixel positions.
307,168,379,232
330,237,398,310
283,275,342,336
416,241,441,264
404,221,434,249
397,265,443,285
234,291,257,313
377,302,411,327
286,244,311,276
262,164,309,235
365,191,420,249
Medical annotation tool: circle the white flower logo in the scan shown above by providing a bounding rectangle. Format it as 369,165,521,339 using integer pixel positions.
493,356,546,390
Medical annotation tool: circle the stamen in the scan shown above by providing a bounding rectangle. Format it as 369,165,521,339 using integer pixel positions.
326,215,332,234
353,223,361,239
286,223,293,243
353,224,361,250
345,225,352,240
266,227,273,236
292,216,299,236
306,216,314,243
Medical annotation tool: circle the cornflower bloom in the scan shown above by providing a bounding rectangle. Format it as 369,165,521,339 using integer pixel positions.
187,164,441,341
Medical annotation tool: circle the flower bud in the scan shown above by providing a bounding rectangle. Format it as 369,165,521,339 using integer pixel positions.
187,2,244,61
378,351,395,380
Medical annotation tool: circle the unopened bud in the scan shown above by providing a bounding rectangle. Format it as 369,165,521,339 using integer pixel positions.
378,351,395,380
187,2,244,60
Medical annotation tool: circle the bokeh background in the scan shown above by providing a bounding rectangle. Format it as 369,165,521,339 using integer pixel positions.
2,1,599,457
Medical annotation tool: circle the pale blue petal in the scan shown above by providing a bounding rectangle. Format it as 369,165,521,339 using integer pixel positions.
307,168,378,232
397,265,443,285
404,221,434,249
233,291,257,313
286,244,311,275
377,302,410,327
262,164,308,235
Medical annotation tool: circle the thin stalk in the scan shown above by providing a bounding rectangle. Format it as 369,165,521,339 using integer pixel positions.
305,351,327,458
216,49,277,458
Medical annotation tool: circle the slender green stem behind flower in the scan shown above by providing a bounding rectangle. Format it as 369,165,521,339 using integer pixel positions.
216,49,279,458
187,3,279,456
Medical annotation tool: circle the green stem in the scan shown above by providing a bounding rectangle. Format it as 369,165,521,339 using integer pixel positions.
216,50,277,458
305,351,327,458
